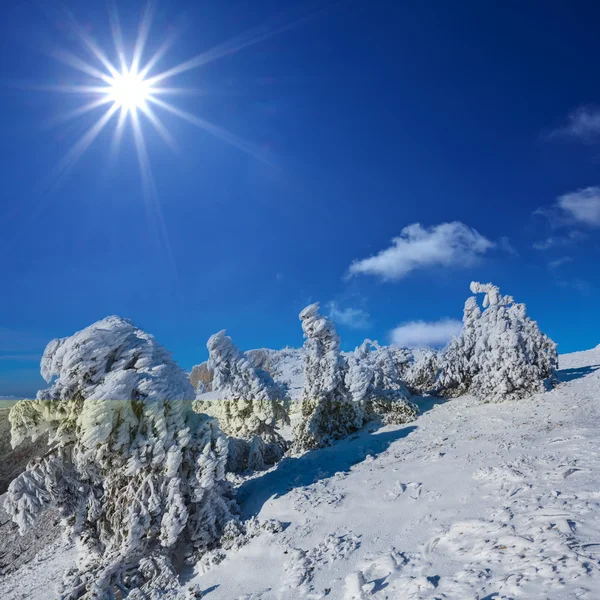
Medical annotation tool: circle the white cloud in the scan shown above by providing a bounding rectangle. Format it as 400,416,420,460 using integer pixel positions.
557,187,600,227
534,188,600,236
548,256,573,269
348,222,494,281
532,230,588,250
548,107,600,141
328,302,370,329
390,319,462,348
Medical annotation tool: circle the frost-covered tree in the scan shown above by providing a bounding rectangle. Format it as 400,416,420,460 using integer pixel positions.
387,345,414,380
292,304,363,452
4,316,235,600
194,330,289,471
436,296,481,397
346,340,418,425
403,349,440,395
438,282,558,402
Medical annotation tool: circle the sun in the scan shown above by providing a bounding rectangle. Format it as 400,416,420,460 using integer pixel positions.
29,0,301,198
106,68,151,112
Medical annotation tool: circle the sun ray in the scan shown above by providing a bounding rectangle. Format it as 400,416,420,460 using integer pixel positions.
147,96,270,163
18,0,296,217
145,4,329,87
138,103,178,151
109,107,129,163
47,103,119,187
62,7,121,79
107,1,127,72
137,30,178,80
131,108,181,297
131,1,155,74
46,96,114,128
149,86,209,96
12,82,110,95
49,47,113,83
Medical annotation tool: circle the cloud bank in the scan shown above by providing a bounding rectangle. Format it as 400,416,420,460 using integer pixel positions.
348,222,494,281
390,319,462,348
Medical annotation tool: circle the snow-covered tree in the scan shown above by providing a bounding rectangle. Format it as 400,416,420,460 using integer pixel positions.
292,304,363,452
194,330,289,471
346,340,418,425
387,345,414,379
4,316,235,600
402,349,440,395
436,296,481,397
438,282,558,402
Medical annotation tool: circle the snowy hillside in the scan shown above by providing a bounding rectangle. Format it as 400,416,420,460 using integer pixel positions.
2,346,600,599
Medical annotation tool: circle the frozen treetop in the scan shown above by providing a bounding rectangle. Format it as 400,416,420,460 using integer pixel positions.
207,330,285,403
40,315,183,388
299,302,344,397
203,329,288,445
300,303,341,347
438,281,558,402
6,316,232,598
14,315,195,449
469,281,514,308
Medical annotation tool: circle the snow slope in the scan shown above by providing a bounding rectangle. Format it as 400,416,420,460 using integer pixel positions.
246,347,305,402
2,347,600,599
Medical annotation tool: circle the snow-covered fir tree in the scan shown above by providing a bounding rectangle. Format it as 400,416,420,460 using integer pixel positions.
292,303,363,452
195,330,289,471
438,281,558,402
345,340,418,425
4,316,235,600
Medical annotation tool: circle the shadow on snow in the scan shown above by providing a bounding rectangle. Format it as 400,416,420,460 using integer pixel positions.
557,365,600,383
237,423,418,519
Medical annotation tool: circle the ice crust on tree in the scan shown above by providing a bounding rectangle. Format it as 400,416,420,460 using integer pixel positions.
4,316,235,600
346,340,418,425
195,330,289,471
438,282,558,402
292,304,363,452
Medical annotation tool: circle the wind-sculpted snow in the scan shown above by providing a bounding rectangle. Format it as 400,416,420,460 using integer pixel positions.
292,304,364,452
438,281,558,402
4,316,235,600
180,346,600,599
195,330,289,471
346,340,418,425
3,347,600,599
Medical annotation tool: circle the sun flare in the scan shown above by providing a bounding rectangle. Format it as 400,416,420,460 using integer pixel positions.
24,0,306,212
107,68,151,112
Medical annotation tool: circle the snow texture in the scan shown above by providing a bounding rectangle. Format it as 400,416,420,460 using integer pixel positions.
345,340,418,425
438,281,558,402
4,316,235,599
195,330,289,471
399,348,441,396
3,346,600,599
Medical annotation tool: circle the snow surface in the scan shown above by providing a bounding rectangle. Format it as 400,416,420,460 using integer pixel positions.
2,347,600,599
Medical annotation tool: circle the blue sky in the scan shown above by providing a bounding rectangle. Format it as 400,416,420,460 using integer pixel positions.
1,0,600,396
